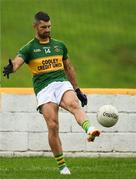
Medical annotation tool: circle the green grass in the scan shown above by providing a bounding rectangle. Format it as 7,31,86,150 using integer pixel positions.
0,156,136,179
1,0,136,88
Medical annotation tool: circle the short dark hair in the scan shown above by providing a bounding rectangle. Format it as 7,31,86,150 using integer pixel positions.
34,11,50,22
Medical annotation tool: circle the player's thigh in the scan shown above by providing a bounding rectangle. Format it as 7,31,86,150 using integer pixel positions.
41,102,59,128
60,90,80,112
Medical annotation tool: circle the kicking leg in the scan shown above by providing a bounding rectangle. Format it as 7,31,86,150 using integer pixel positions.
60,90,100,141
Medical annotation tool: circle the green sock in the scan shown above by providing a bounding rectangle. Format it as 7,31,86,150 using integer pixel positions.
55,153,66,170
81,120,90,133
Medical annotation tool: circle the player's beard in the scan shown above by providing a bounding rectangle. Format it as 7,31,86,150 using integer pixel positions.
38,32,50,39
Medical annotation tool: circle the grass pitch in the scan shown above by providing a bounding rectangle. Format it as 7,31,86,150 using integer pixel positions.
1,0,136,88
0,156,136,179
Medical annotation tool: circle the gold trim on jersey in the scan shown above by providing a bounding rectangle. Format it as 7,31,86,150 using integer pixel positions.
39,39,49,44
28,55,64,74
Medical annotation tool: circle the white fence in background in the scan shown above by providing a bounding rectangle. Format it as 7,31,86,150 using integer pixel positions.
0,89,136,157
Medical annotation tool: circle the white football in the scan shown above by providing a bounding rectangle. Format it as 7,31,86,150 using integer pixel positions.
97,105,119,127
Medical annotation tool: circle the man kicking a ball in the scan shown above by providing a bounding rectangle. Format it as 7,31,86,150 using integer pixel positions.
3,11,100,175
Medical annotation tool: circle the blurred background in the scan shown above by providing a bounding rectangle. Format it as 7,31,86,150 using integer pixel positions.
1,0,136,88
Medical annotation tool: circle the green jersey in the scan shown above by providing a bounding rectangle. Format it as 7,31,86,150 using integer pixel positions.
17,38,68,94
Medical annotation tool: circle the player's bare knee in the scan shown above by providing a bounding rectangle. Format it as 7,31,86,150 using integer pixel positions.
48,121,59,132
69,99,80,113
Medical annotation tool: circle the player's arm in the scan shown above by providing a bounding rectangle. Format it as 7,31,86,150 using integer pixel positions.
3,56,24,78
63,58,87,107
12,56,24,72
63,58,78,90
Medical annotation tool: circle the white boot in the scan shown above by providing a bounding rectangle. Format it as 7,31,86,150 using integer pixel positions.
87,126,100,142
60,166,71,175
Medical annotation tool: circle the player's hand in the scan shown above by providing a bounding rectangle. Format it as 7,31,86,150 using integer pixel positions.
75,88,87,107
3,59,13,79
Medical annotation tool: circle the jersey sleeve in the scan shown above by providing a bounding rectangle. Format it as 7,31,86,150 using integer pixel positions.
62,43,68,60
17,44,30,64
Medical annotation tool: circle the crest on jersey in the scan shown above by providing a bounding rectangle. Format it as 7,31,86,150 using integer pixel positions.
54,46,60,52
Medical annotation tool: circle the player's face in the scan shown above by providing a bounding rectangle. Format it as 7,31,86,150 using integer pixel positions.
36,20,51,39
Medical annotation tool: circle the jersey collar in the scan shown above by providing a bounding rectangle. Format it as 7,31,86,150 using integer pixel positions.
35,37,51,44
